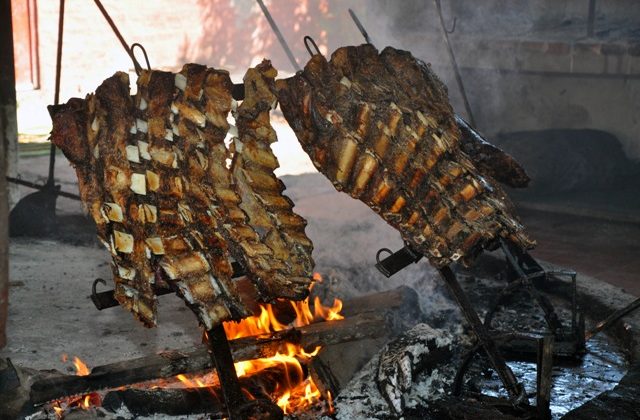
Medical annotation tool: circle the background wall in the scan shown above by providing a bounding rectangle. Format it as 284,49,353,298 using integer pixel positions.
13,0,640,161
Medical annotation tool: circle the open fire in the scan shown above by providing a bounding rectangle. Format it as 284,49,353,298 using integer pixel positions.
50,274,342,418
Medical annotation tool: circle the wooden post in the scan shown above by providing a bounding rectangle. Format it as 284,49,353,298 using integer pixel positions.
0,0,18,349
536,335,554,419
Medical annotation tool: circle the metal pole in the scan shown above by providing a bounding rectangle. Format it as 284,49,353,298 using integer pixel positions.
433,0,476,127
255,0,301,72
46,0,65,187
0,0,17,348
536,335,554,419
206,326,245,419
587,0,597,37
348,9,372,45
586,296,640,341
93,0,142,74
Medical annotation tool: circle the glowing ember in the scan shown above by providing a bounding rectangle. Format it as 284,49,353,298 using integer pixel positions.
219,272,341,414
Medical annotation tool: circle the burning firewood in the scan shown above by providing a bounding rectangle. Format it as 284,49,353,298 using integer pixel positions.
276,44,535,268
48,63,314,330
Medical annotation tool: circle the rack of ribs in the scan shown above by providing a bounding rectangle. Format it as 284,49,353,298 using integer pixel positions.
49,63,314,329
276,44,535,268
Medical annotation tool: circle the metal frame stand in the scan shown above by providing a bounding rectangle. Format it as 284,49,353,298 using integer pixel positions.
376,245,527,404
439,266,525,402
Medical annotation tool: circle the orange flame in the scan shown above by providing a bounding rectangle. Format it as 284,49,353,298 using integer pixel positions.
204,272,341,414
51,356,98,418
73,356,90,376
50,273,341,416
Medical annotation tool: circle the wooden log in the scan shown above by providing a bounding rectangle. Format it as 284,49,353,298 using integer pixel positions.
101,367,284,417
376,323,453,415
536,335,554,420
30,312,385,404
0,0,18,350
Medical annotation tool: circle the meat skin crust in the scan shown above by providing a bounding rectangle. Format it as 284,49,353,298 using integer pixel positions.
276,45,534,268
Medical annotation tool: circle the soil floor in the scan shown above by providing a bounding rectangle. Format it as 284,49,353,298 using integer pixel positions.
2,153,639,375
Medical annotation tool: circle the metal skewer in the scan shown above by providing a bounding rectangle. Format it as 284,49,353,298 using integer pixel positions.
255,0,301,72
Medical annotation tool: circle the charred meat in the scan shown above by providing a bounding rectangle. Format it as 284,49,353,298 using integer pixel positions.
231,60,314,298
49,64,314,328
276,45,534,268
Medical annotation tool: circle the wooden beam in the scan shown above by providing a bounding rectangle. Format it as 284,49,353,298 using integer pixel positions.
0,0,18,349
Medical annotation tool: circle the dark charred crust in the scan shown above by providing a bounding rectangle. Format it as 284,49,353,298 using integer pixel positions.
276,44,535,268
48,98,89,165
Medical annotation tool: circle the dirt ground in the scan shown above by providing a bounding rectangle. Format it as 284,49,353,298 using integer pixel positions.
2,153,639,375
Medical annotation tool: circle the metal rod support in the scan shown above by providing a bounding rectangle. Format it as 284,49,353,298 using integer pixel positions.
91,262,245,310
255,0,301,72
586,296,640,341
93,0,142,74
6,176,80,200
433,0,476,126
439,266,524,402
47,0,66,187
536,335,554,419
348,9,372,44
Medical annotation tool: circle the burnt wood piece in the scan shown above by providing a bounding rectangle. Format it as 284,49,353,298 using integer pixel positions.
455,116,530,188
276,44,534,269
308,349,340,400
101,368,285,417
376,323,453,415
102,387,226,417
30,312,385,404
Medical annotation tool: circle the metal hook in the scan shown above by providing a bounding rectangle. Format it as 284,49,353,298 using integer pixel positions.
130,42,151,75
91,278,107,299
375,248,393,265
304,36,322,58
445,17,457,34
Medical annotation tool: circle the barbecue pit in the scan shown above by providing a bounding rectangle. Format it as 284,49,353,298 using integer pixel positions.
2,2,640,420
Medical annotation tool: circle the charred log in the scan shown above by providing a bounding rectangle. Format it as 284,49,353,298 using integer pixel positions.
102,367,285,418
376,323,454,415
